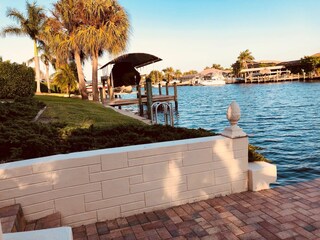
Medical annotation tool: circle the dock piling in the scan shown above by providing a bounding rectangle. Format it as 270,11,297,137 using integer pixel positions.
158,83,162,95
107,77,114,100
174,82,178,111
146,79,153,119
137,85,143,116
166,82,169,95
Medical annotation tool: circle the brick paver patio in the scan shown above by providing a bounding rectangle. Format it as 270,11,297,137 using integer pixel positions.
72,178,320,240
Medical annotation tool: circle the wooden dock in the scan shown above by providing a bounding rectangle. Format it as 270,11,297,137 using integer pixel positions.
108,95,175,107
107,80,178,119
245,73,302,83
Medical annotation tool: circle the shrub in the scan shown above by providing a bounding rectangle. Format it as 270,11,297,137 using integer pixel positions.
0,121,64,162
0,97,45,122
63,124,215,153
0,60,35,99
248,144,270,162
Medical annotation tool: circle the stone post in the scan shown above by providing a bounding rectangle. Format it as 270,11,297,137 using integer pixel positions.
221,101,247,138
221,102,278,191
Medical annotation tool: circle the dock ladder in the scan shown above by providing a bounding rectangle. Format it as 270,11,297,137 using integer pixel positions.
151,102,174,126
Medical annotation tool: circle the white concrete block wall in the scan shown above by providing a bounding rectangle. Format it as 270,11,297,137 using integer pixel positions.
0,135,248,227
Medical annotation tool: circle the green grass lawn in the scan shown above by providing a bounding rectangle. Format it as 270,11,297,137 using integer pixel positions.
35,95,143,129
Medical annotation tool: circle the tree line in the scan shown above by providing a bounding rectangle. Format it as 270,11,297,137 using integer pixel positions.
2,0,129,101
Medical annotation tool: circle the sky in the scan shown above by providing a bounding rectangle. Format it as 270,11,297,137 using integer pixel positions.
0,0,320,79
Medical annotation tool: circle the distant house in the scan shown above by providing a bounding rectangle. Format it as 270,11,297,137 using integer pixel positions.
276,60,301,73
180,74,200,85
200,68,230,80
240,65,286,79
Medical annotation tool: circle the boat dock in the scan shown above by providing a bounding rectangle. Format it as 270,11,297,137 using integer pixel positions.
107,79,178,119
108,95,175,107
245,73,303,83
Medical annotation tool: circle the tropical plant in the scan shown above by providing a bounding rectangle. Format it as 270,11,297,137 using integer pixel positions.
47,0,88,100
205,64,223,70
237,49,254,69
231,61,241,77
76,0,130,102
52,64,78,96
174,69,182,80
300,56,320,74
183,70,198,76
162,67,175,82
147,70,163,84
27,44,56,93
2,1,46,93
211,64,223,70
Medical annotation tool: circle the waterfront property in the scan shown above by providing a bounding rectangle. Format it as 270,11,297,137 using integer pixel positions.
240,65,303,83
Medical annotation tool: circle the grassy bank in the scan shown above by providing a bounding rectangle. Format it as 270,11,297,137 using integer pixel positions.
0,96,214,163
1,95,268,163
34,95,143,129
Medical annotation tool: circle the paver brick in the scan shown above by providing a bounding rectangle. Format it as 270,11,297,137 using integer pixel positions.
71,178,320,240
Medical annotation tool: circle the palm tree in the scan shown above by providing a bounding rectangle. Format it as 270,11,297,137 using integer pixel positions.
52,64,78,97
27,45,56,93
147,70,163,84
237,49,254,69
2,1,46,93
162,67,175,82
174,70,182,80
40,47,55,93
47,0,88,100
77,0,130,102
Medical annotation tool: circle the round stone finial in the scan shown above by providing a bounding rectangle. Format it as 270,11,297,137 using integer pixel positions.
226,101,241,126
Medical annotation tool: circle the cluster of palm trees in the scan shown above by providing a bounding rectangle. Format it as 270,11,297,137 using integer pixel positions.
2,0,130,101
147,67,187,84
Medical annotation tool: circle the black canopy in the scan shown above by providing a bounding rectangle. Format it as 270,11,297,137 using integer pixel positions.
100,53,162,69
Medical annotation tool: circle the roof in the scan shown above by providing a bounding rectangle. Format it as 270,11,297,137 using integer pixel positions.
277,60,301,67
100,53,162,69
240,65,285,73
200,68,224,76
257,60,281,64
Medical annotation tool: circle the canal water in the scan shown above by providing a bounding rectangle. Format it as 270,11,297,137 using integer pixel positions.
174,82,320,186
123,82,320,185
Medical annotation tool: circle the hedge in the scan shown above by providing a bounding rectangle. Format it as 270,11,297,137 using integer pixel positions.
0,60,35,99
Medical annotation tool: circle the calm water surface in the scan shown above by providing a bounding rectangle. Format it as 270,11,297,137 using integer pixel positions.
174,82,320,186
124,82,320,186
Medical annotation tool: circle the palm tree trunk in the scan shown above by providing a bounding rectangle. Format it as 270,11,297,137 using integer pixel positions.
45,63,51,93
91,52,99,102
74,50,88,100
34,40,41,93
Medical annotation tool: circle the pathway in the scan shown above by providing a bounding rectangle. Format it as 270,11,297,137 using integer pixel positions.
72,178,320,240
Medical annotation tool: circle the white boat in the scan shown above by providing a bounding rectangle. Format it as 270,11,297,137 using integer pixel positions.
199,76,226,86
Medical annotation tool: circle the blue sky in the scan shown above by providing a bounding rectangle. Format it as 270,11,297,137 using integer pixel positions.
1,0,320,78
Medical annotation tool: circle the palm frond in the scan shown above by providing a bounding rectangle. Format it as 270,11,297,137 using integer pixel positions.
6,8,26,23
1,26,25,37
